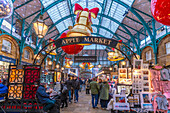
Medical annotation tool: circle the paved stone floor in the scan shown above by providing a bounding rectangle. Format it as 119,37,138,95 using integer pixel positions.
61,91,110,113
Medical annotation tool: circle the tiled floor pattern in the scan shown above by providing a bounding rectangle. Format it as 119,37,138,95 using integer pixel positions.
61,91,110,113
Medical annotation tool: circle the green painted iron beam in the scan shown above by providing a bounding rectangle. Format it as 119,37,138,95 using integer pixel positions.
133,7,153,18
96,0,107,34
122,23,148,36
25,0,65,37
112,0,155,54
98,14,138,47
47,28,58,35
14,0,33,10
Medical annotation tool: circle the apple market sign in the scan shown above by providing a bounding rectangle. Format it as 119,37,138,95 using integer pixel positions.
54,36,118,48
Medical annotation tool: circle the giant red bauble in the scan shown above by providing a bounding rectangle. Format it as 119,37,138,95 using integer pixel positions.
151,0,170,26
60,30,84,55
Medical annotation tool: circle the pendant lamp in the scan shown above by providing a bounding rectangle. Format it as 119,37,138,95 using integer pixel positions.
33,15,48,38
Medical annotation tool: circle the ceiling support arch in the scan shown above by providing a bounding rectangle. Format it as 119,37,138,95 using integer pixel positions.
112,0,157,62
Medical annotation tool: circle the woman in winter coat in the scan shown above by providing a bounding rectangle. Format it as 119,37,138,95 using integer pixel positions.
99,79,110,109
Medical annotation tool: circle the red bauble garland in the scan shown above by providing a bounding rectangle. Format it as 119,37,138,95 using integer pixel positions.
60,31,84,55
151,0,170,26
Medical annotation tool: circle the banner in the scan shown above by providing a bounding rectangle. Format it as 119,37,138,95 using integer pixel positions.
54,36,118,48
74,56,97,62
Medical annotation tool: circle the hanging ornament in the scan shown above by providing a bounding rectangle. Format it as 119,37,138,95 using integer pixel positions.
151,0,170,25
0,0,13,18
87,63,94,69
108,43,124,61
46,38,57,55
79,62,94,69
65,3,99,46
60,30,84,54
79,62,86,69
64,57,71,68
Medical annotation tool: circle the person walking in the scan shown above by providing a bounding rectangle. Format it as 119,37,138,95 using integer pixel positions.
72,77,80,103
89,78,99,109
100,79,110,109
79,78,83,92
85,79,90,94
65,77,72,103
60,81,68,108
97,79,102,104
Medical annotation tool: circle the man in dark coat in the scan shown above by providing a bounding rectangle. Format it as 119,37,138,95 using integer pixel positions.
60,81,68,108
79,78,83,92
72,77,80,103
65,77,72,103
36,83,56,113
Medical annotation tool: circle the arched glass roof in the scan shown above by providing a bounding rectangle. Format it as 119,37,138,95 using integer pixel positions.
40,0,134,49
41,0,134,36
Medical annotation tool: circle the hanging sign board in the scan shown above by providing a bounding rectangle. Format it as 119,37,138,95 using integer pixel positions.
74,56,97,63
54,36,118,48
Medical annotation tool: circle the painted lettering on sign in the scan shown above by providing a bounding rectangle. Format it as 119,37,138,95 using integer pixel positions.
61,36,114,46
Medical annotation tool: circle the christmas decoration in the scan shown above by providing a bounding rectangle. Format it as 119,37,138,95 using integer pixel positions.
60,30,84,54
0,0,13,18
151,0,170,25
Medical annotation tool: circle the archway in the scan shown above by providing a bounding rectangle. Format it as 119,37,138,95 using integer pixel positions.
34,36,138,68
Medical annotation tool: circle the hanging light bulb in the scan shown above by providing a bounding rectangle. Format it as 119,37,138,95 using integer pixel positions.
56,64,60,68
109,67,112,71
34,54,40,60
61,67,64,71
98,63,102,68
33,15,48,38
69,61,73,65
48,61,52,65
0,0,13,18
121,61,126,66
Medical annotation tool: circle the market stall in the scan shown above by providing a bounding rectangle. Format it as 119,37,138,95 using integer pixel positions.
110,59,170,113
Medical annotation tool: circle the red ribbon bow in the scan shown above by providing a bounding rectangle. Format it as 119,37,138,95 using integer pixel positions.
74,3,99,19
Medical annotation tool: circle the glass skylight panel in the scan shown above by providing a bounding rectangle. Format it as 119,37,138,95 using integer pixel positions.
63,18,73,29
92,15,100,25
104,0,112,15
56,22,66,33
99,28,105,34
96,0,104,3
101,17,110,28
92,26,97,33
41,0,56,8
83,44,105,50
121,0,134,6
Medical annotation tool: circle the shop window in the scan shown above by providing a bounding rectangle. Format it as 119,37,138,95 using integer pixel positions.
1,40,11,53
165,42,170,54
24,50,30,59
146,50,151,61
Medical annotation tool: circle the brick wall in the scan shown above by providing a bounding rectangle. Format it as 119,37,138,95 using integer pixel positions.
0,35,19,63
157,35,170,66
22,46,34,64
141,46,155,64
141,35,170,66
